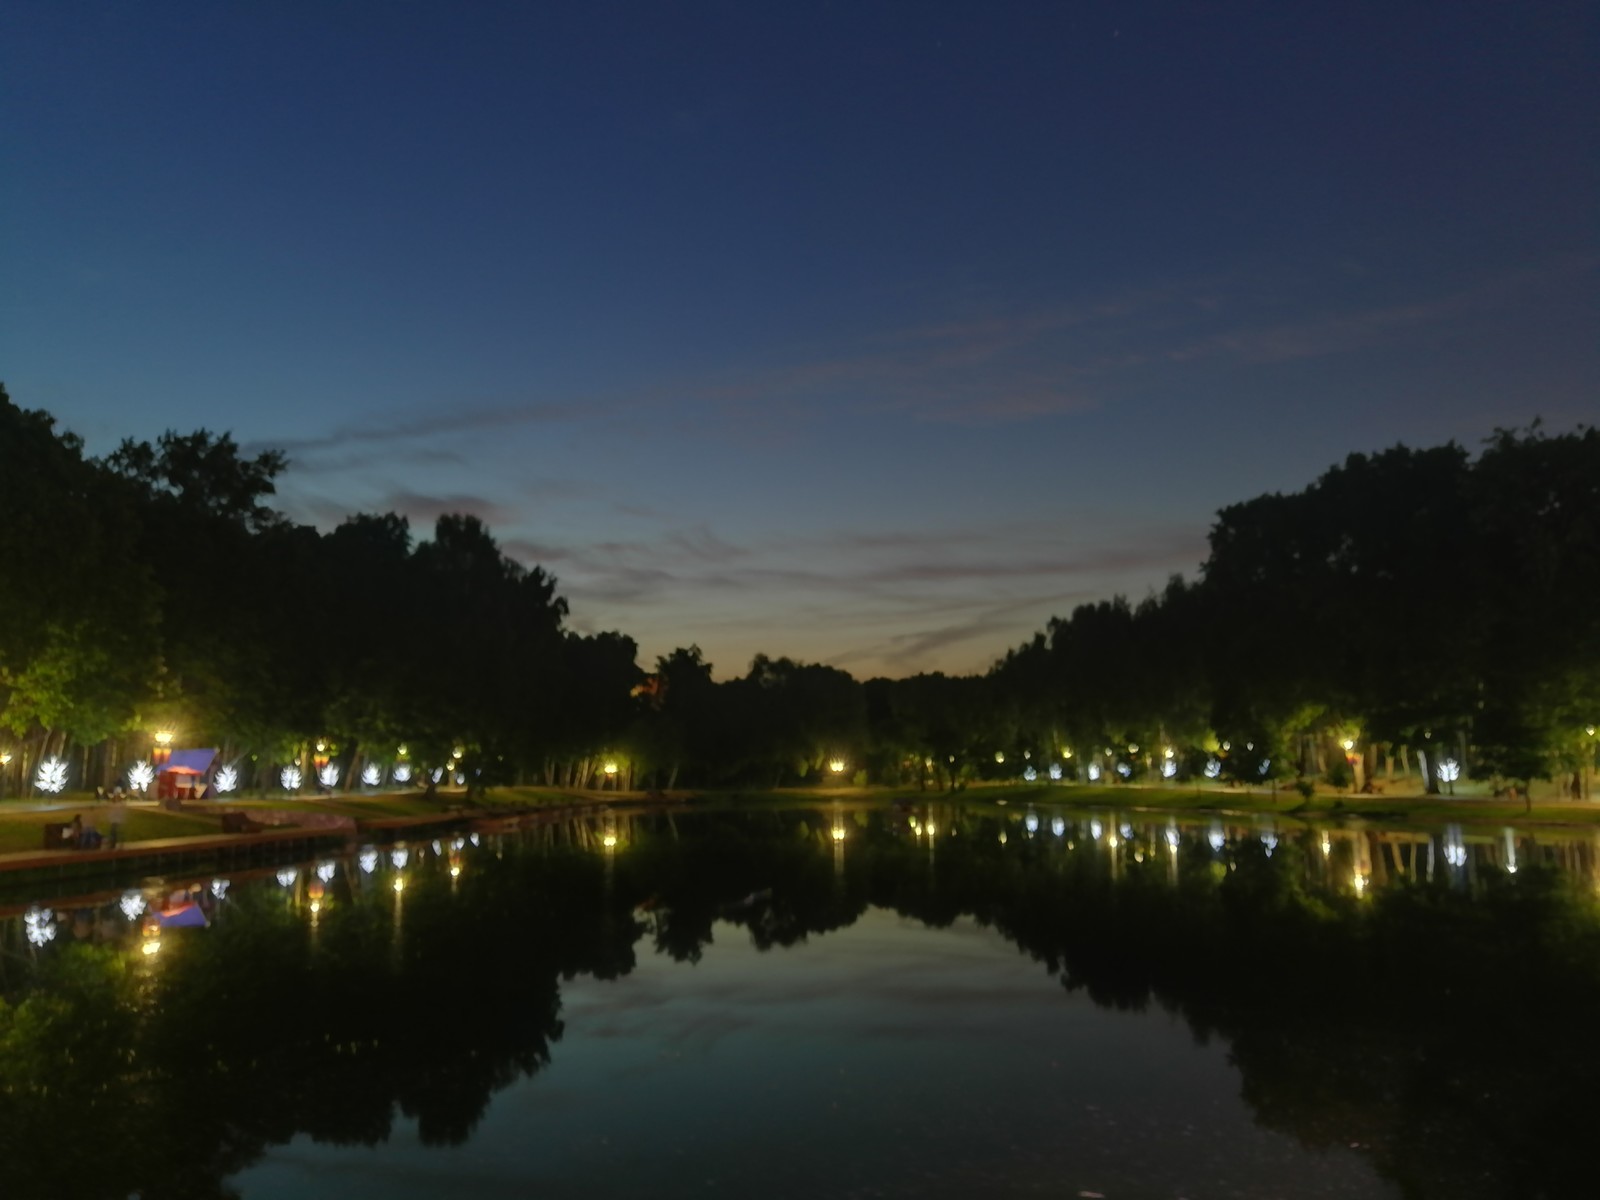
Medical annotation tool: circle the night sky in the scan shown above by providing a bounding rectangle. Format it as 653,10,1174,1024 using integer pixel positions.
2,2,1595,678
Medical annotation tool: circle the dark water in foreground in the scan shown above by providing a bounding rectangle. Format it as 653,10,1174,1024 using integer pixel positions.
2,805,1596,1199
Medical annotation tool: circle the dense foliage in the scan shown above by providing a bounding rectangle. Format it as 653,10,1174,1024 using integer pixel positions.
1,382,1596,794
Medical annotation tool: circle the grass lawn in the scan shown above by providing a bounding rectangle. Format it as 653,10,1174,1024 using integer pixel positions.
0,805,221,856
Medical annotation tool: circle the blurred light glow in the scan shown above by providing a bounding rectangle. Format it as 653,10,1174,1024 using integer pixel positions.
35,757,68,793
214,765,239,793
128,760,155,793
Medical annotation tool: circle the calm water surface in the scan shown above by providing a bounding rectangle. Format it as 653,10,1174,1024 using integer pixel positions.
2,804,1595,1199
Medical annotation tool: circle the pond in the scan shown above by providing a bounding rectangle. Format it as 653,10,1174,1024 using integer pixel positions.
1,803,1595,1199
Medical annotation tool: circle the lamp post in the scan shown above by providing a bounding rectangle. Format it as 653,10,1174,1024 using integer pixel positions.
0,751,9,799
153,730,174,767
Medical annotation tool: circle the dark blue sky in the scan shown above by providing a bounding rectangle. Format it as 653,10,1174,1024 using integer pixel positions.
3,2,1595,677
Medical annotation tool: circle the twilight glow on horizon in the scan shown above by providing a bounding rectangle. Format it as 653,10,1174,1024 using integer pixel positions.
2,2,1594,679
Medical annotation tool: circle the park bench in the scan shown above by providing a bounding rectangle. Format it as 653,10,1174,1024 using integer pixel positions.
41,822,76,850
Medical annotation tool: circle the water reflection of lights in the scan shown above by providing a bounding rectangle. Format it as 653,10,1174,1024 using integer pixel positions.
1208,825,1225,852
1090,819,1103,841
1048,763,1062,781
359,849,379,873
1444,826,1467,868
120,891,147,921
1503,828,1518,874
831,824,847,842
210,878,230,899
602,833,618,848
925,821,937,837
1024,810,1039,834
391,848,409,869
1107,833,1119,849
392,876,406,893
1051,816,1065,837
998,831,1008,845
1119,822,1133,841
1165,826,1180,851
141,939,162,957
1353,873,1369,895
315,861,336,883
1321,836,1332,857
1261,833,1279,856
276,867,298,887
24,906,55,947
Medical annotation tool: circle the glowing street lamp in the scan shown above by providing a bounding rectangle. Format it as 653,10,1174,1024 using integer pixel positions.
829,758,847,777
604,761,619,789
153,729,175,767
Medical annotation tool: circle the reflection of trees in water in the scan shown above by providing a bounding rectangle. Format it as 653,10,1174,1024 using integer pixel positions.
1,808,1596,1199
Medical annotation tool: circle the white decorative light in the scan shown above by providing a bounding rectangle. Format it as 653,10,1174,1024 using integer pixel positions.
1115,761,1132,779
1261,832,1279,856
469,833,480,847
1089,819,1103,841
316,861,336,883
1438,758,1461,783
1257,758,1271,776
430,839,442,855
392,763,413,784
361,763,382,787
1119,822,1133,841
1087,763,1102,782
994,751,1005,764
359,849,379,874
35,757,68,794
453,771,465,785
280,765,302,791
214,764,239,793
119,891,146,921
210,878,230,899
391,848,409,869
1024,810,1040,834
1023,765,1038,782
1208,825,1226,852
25,906,56,947
1204,757,1222,779
1165,826,1180,850
1051,816,1065,837
1048,762,1062,781
450,836,466,851
1161,759,1177,779
431,768,443,784
998,831,1008,845
318,763,340,789
128,760,155,793
276,867,298,887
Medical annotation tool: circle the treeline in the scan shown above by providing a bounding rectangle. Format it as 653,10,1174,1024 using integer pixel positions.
2,380,1596,795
